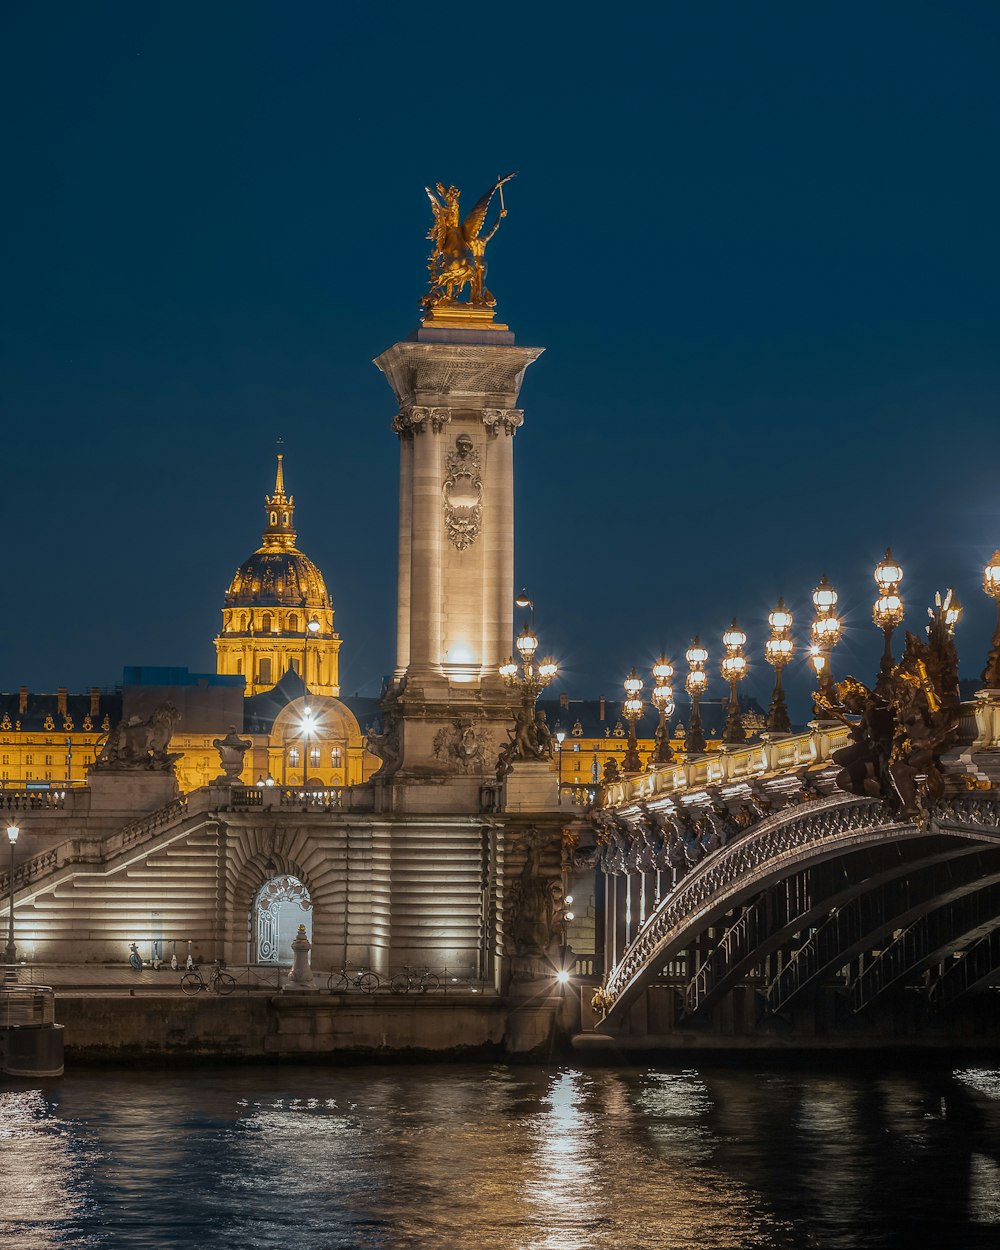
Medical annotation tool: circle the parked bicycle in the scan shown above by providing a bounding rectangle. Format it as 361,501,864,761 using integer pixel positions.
327,965,380,993
180,960,236,996
390,965,441,995
128,942,142,972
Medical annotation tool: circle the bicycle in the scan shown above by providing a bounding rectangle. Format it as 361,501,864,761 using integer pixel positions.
128,942,142,972
327,966,380,993
390,965,441,995
180,960,236,996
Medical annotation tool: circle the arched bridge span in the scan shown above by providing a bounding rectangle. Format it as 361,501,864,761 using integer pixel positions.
597,793,1000,1029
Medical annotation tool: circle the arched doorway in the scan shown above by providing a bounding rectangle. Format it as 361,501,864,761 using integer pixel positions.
252,874,312,964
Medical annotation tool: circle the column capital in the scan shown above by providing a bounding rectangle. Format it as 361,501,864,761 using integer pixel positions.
391,405,453,436
482,408,524,437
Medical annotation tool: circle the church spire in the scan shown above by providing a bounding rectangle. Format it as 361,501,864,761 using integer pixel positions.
263,452,296,548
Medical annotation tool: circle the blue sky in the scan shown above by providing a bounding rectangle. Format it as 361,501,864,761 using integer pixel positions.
2,2,999,715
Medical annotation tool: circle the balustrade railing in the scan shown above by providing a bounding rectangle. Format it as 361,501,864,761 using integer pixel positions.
230,785,344,811
603,722,852,809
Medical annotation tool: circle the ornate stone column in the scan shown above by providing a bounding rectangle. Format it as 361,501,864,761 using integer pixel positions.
373,327,543,813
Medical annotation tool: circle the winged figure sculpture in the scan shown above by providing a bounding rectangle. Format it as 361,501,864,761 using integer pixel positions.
421,172,516,310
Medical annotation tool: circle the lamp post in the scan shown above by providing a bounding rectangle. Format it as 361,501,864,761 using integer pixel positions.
5,823,18,964
685,638,708,753
622,667,644,773
721,619,748,744
764,598,794,734
651,655,676,764
499,617,558,736
983,550,1000,688
873,549,904,695
809,574,842,707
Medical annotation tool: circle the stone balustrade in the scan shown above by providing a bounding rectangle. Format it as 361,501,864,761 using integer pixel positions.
603,722,853,809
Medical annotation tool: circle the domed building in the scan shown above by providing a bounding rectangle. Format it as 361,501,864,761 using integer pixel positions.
215,455,341,697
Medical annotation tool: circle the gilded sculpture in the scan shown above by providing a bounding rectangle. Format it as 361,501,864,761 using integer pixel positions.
421,173,516,313
815,590,961,819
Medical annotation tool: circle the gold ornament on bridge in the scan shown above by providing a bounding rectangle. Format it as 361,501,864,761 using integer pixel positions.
421,172,516,327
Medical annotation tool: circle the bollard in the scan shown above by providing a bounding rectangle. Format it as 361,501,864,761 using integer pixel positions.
282,924,316,993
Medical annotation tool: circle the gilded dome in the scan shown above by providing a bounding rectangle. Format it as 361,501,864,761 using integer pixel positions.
225,546,331,609
223,454,332,610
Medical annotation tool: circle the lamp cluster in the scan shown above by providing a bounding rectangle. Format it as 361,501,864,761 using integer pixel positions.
610,543,1000,777
500,620,558,697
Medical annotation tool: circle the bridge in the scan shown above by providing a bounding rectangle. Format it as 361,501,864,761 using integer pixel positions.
581,692,1000,1046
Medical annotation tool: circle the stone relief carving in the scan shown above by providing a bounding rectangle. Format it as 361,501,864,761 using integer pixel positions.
442,433,483,550
505,825,564,971
482,407,523,437
433,718,491,773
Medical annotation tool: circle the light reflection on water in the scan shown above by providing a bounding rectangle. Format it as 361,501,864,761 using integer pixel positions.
1,1064,999,1248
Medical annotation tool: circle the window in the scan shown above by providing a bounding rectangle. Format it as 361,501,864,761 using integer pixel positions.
288,747,300,766
270,511,277,526
261,612,272,633
309,746,320,768
258,658,272,685
1,756,7,765
282,512,289,525
290,658,300,674
25,755,33,765
331,746,342,768
287,613,299,633
45,755,52,766
235,659,243,675
240,613,248,631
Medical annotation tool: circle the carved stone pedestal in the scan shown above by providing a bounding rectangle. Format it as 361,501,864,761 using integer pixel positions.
88,769,179,818
504,759,559,813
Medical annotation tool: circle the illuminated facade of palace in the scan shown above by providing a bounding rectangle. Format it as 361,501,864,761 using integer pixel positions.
0,456,380,794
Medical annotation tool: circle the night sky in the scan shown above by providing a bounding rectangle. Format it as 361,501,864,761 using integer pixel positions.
3,3,999,720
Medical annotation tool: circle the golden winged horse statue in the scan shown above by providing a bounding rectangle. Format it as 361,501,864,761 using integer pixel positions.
421,172,517,309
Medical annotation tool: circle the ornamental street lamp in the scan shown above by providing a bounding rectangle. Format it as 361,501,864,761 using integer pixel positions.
983,550,1000,688
809,574,842,706
721,619,748,744
500,614,558,730
5,823,19,964
651,655,676,764
622,667,644,773
764,597,794,734
684,638,708,753
873,549,904,694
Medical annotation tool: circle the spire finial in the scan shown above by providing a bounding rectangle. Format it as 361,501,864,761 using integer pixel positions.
274,438,285,498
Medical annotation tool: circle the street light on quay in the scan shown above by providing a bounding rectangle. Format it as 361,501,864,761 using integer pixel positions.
764,598,794,734
721,619,748,745
5,823,19,964
684,638,708,753
873,548,904,694
651,655,676,765
982,550,1000,688
622,667,644,773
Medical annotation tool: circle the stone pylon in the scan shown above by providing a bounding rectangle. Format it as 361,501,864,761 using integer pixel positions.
373,321,543,813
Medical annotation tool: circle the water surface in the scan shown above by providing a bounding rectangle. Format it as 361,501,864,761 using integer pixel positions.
2,1062,1000,1248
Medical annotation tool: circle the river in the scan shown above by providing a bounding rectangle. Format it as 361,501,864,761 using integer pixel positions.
2,1061,1000,1248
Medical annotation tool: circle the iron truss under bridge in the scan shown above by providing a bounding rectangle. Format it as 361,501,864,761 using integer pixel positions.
584,719,1000,1037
